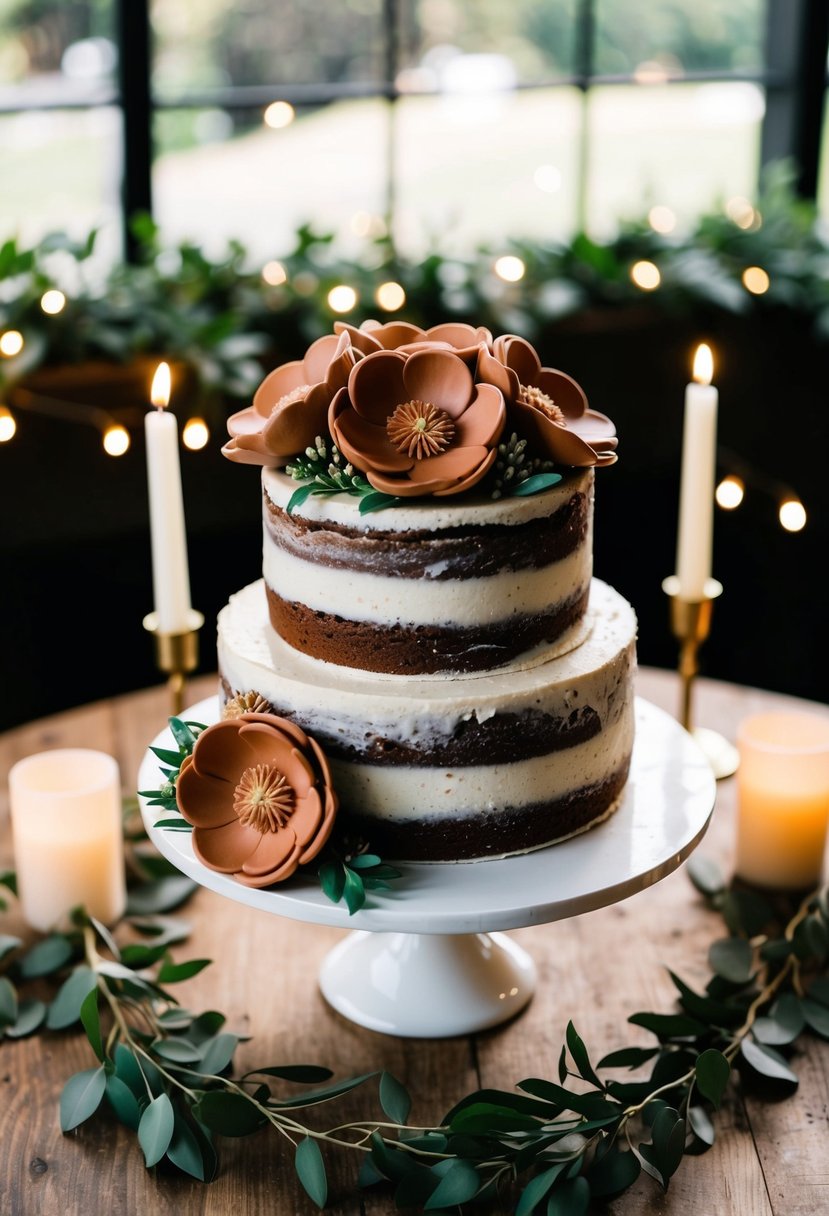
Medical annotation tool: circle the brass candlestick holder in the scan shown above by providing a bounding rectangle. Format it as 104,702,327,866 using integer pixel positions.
143,609,205,717
662,575,739,780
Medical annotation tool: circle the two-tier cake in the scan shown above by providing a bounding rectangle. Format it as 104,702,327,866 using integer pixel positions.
215,321,638,863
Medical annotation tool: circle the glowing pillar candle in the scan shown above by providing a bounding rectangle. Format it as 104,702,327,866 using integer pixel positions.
675,344,718,600
735,712,829,890
9,749,127,931
145,362,193,633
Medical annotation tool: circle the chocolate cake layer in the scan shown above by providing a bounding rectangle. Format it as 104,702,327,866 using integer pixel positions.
339,765,631,862
266,583,590,675
220,674,606,765
264,485,589,579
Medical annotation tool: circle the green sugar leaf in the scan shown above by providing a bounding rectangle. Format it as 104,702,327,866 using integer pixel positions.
511,472,563,496
286,482,318,513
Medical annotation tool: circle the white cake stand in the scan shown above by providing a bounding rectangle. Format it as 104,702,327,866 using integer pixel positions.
138,696,716,1039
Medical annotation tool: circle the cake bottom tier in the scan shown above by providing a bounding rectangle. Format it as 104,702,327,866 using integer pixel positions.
217,578,638,863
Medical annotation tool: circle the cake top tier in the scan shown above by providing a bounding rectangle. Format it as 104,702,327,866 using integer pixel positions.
221,320,618,513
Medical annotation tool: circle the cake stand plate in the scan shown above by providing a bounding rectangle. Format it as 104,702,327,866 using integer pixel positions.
138,697,716,1038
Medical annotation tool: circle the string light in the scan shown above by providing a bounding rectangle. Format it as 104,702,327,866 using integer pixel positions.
327,284,358,313
715,474,744,510
0,406,16,442
262,261,287,286
779,497,807,533
264,101,295,129
40,289,66,315
726,196,761,230
494,256,525,283
183,417,210,450
630,261,661,290
0,330,24,357
103,424,130,456
648,205,676,234
375,281,406,311
742,266,770,295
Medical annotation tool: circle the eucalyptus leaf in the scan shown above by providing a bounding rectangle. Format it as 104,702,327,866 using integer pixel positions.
4,997,46,1039
105,1075,142,1130
20,933,73,978
597,1045,660,1069
565,1020,602,1088
740,1039,798,1085
627,1011,707,1040
695,1049,731,1109
0,934,22,963
60,1065,107,1131
243,1064,333,1083
0,977,18,1026
198,1032,239,1077
167,1112,217,1181
587,1144,641,1197
79,987,104,1062
46,966,97,1030
193,1090,268,1136
296,1136,328,1208
752,993,805,1045
425,1159,480,1209
151,1037,204,1064
801,997,829,1038
515,1163,568,1215
138,1094,175,1167
688,1105,716,1148
379,1070,411,1124
547,1176,590,1215
125,875,198,915
708,937,754,983
685,854,725,897
157,957,211,983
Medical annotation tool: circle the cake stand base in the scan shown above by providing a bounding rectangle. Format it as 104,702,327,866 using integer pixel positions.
692,726,739,779
319,930,536,1038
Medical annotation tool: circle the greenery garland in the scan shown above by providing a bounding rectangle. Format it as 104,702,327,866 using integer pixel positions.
2,834,828,1211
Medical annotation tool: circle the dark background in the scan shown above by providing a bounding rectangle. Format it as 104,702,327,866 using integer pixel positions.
2,302,827,732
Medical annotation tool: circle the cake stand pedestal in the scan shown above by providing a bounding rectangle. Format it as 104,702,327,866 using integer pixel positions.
139,698,716,1039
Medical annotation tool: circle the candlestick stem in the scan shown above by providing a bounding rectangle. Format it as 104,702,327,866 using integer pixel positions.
143,609,204,718
661,576,738,780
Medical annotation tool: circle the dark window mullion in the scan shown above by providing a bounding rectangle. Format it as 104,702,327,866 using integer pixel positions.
117,0,153,260
761,0,829,199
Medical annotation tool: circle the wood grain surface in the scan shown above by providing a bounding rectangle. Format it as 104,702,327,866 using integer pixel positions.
1,667,827,1216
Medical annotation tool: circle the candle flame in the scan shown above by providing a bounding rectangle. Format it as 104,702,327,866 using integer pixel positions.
151,362,171,408
692,343,714,385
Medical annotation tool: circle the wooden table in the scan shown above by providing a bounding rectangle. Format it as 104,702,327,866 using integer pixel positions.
2,668,828,1216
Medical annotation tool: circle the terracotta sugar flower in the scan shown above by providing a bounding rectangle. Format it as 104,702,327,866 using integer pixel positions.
222,331,359,466
329,347,506,497
176,713,338,888
478,334,618,467
334,319,492,363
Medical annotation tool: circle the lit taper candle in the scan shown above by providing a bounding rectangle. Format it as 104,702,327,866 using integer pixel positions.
675,343,718,600
145,362,193,633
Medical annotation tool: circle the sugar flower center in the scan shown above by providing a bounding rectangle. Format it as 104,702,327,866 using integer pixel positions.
519,383,565,426
234,764,295,833
387,399,456,459
277,383,313,410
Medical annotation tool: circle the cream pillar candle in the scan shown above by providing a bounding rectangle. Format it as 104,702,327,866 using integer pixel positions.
9,749,127,931
675,343,718,600
145,362,193,634
735,711,829,890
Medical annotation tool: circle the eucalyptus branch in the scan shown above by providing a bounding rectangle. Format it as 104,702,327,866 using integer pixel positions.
3,853,829,1210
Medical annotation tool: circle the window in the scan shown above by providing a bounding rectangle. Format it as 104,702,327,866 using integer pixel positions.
1,1,826,263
